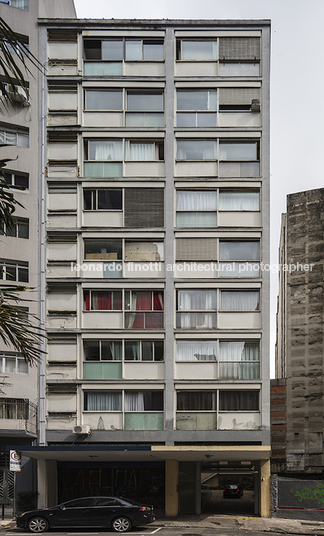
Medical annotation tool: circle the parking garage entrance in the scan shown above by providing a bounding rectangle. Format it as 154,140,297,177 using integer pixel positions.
178,460,259,516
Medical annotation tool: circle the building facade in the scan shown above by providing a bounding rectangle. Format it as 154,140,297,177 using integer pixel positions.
19,17,271,516
0,0,76,512
274,188,324,475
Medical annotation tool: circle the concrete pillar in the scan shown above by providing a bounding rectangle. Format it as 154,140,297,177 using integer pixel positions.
195,462,201,515
165,460,178,517
47,461,58,506
37,459,47,509
259,459,271,518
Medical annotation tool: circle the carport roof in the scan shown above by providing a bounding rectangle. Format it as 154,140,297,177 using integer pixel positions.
9,445,271,462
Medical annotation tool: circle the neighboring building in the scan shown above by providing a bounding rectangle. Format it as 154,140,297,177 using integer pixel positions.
274,188,324,476
16,18,271,516
0,0,76,513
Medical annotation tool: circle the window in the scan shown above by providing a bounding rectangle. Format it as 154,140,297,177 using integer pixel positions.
0,218,29,239
126,91,164,127
125,40,164,61
84,391,122,411
4,34,29,57
0,124,29,148
219,241,260,278
176,290,217,329
84,340,122,361
87,140,123,161
219,190,259,211
176,190,217,227
85,90,123,111
124,188,164,228
0,260,28,282
176,341,217,361
219,141,260,177
84,189,122,211
219,341,260,379
219,142,258,161
3,170,29,190
83,290,122,311
125,391,163,411
125,341,163,361
177,90,217,127
218,88,260,112
125,140,164,161
218,37,260,76
0,354,28,374
221,291,259,311
0,0,29,9
177,140,216,161
84,38,164,76
0,398,28,419
125,241,164,262
84,239,122,261
219,390,259,411
177,40,217,61
125,290,164,329
177,391,216,410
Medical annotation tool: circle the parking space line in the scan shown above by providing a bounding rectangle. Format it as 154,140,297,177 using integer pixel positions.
150,529,162,534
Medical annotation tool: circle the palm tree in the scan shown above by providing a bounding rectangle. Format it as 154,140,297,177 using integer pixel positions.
0,17,44,371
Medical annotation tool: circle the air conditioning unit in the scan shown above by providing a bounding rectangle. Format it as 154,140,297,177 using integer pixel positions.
73,425,91,435
8,86,28,105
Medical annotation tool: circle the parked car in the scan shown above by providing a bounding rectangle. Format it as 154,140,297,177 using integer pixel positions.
16,496,155,533
223,484,243,499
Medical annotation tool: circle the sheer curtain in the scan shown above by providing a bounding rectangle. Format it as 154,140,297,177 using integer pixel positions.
178,291,217,329
125,392,144,411
177,341,217,361
219,341,260,379
177,140,216,160
89,141,122,161
125,342,140,361
128,142,154,161
219,191,259,211
221,291,259,311
86,392,121,411
177,191,217,211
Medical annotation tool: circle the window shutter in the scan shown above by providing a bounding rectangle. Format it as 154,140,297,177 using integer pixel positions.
176,238,217,261
218,38,260,60
219,87,260,105
125,188,164,228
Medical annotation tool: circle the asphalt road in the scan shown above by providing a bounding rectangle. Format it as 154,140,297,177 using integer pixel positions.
6,530,286,536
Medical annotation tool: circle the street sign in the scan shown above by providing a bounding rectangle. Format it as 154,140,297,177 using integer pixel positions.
9,450,21,472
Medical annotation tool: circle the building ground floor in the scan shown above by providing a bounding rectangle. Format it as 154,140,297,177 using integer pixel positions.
12,445,271,517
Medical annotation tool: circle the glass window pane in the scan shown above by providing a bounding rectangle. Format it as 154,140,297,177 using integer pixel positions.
177,190,217,210
128,142,154,161
101,341,122,361
85,90,122,111
143,42,164,61
219,341,259,361
219,63,260,76
17,221,29,239
125,341,140,361
5,358,16,373
103,262,123,278
219,241,260,261
177,113,197,127
88,140,123,161
219,191,259,211
84,341,100,360
196,212,217,227
5,265,16,281
181,41,217,60
177,341,217,361
176,212,197,227
17,358,28,373
125,40,142,60
177,140,216,160
6,222,16,237
178,290,217,310
85,391,122,411
221,291,260,311
177,391,215,410
102,40,123,60
197,113,217,127
14,174,28,189
219,143,257,161
219,390,259,411
85,240,122,260
127,93,163,111
142,341,153,361
18,267,28,282
98,190,122,210
154,341,164,361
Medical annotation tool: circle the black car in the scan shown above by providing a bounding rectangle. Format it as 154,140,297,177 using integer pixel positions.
16,496,155,533
223,484,243,499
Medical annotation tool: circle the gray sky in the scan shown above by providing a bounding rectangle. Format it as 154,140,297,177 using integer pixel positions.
74,0,324,376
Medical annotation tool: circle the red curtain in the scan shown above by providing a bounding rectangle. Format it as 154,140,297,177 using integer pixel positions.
84,291,90,311
97,291,112,310
135,292,152,310
153,292,164,311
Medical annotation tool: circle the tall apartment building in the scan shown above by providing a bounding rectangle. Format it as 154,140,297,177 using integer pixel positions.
274,188,324,475
17,18,271,516
0,0,75,511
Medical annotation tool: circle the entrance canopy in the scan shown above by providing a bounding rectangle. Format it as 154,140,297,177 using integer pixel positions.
9,445,271,462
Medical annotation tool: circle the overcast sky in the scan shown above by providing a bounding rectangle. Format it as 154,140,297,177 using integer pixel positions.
73,0,324,376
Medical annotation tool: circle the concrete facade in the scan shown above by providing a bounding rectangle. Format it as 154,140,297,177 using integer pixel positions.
275,188,324,474
16,17,271,517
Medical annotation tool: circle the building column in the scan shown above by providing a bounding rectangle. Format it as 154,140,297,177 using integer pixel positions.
47,461,58,506
259,459,271,518
37,459,47,509
165,460,178,517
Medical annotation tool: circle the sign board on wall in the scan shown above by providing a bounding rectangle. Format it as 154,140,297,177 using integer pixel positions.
9,451,21,472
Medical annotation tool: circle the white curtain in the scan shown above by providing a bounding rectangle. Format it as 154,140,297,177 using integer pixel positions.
87,392,121,411
177,341,217,361
125,392,144,411
89,141,122,161
177,190,217,211
219,341,259,361
177,140,216,160
219,191,259,211
221,291,259,311
128,142,154,161
125,342,140,360
178,291,217,329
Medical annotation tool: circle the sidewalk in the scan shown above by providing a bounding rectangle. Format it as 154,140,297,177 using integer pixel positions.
2,514,324,534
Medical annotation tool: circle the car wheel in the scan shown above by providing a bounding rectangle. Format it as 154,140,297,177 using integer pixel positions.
112,516,132,533
28,517,49,533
